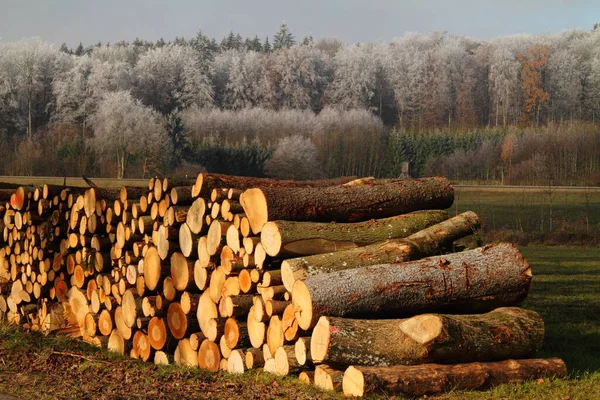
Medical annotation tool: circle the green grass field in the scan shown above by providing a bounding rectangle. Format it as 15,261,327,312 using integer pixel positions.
0,246,599,399
451,187,600,243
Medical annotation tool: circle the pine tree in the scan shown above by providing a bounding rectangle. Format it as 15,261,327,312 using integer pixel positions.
263,37,272,53
302,35,314,46
167,111,191,168
245,35,262,52
191,28,219,70
273,23,295,50
75,42,84,56
59,43,71,54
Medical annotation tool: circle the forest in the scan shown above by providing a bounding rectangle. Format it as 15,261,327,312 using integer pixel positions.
1,24,600,185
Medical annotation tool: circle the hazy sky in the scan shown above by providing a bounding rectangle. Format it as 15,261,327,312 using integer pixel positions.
0,0,597,47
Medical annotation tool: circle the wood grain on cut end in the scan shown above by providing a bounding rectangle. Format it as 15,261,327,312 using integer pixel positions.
398,314,443,344
148,317,167,350
239,188,268,235
343,366,365,397
198,339,220,372
227,349,245,374
292,280,312,331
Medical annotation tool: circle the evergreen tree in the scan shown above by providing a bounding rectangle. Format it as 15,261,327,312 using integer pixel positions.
245,35,263,52
191,28,219,68
59,43,71,54
167,111,191,168
273,23,295,50
221,31,243,51
263,36,272,53
74,42,84,56
302,35,314,46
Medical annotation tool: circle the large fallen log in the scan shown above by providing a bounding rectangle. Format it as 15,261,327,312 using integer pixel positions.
292,243,531,330
342,358,567,397
260,210,450,257
281,211,480,291
310,307,544,367
192,173,360,198
240,177,454,234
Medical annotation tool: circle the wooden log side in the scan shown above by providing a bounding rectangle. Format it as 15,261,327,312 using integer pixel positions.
260,209,450,257
281,211,480,291
292,243,532,330
311,307,544,367
241,177,454,234
342,358,567,397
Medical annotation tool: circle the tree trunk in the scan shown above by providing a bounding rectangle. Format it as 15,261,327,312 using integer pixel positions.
292,243,531,330
261,210,450,257
240,177,454,234
281,211,480,291
343,358,567,397
310,307,544,367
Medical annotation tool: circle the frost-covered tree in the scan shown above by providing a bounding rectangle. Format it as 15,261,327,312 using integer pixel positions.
547,48,582,120
212,50,263,109
53,56,96,135
92,43,140,66
264,135,320,180
0,38,69,137
89,91,171,178
488,44,521,126
259,45,330,111
133,44,213,114
273,23,295,50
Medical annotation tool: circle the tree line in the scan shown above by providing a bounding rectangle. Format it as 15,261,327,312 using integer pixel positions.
1,24,600,184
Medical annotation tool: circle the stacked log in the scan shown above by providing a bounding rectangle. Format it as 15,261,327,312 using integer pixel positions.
0,174,565,397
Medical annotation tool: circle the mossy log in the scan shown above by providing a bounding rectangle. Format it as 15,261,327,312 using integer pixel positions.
281,211,480,291
240,177,454,234
343,358,567,397
292,243,531,330
260,210,450,257
310,307,544,367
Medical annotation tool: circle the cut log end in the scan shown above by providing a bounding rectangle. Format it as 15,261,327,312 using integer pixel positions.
398,314,443,344
310,316,330,363
292,280,313,331
239,188,268,234
260,222,281,257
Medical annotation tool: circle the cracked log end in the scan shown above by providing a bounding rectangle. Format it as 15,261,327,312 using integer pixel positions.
292,279,313,330
310,316,331,363
240,188,268,235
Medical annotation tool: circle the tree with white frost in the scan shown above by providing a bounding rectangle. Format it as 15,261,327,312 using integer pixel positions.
212,49,263,109
273,23,295,50
259,45,330,111
89,91,171,179
0,38,68,137
133,44,213,115
264,135,320,180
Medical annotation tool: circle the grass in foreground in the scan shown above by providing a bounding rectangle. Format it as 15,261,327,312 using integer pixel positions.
0,247,599,399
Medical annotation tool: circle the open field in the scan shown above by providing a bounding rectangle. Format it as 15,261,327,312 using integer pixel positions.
0,246,598,399
450,186,600,243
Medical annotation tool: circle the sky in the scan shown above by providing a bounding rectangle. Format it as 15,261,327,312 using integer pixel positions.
0,0,598,47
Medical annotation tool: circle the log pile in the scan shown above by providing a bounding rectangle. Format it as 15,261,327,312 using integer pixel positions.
0,174,566,397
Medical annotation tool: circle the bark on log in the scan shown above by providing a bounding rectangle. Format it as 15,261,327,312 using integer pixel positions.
342,358,567,397
281,211,480,291
310,307,544,367
240,177,454,234
292,243,531,330
260,210,450,257
192,173,360,198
